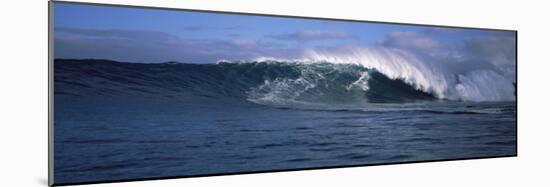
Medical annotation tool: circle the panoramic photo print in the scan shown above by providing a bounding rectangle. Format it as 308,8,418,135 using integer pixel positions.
52,2,517,185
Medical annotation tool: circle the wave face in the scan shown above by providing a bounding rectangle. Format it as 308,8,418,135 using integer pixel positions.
243,61,436,106
55,59,438,107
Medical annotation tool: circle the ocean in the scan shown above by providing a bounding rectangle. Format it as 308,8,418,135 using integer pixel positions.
53,59,516,184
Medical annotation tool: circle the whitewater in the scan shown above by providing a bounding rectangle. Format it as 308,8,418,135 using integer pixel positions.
250,46,515,102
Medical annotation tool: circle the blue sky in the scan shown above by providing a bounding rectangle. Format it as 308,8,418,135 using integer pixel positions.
53,2,514,65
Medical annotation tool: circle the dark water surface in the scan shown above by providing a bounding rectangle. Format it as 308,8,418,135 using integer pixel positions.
54,96,516,184
53,59,516,184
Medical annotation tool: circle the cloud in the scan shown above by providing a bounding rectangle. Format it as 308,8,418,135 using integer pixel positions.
424,27,465,33
461,34,516,79
56,27,180,43
380,31,441,50
181,25,246,31
267,30,358,41
378,30,464,64
377,29,516,82
54,27,301,63
182,26,205,31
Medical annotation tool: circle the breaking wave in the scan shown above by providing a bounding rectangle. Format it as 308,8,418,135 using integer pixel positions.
55,56,515,109
255,46,516,102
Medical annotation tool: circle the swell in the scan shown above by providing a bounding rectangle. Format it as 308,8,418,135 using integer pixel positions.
54,59,436,108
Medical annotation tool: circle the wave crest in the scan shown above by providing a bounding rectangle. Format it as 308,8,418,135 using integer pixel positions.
254,46,515,102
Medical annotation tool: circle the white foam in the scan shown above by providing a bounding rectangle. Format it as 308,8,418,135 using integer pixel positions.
252,46,515,102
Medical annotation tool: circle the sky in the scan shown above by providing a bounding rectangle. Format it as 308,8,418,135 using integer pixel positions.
53,2,514,64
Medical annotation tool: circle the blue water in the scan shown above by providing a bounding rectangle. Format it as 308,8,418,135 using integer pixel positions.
53,59,516,184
